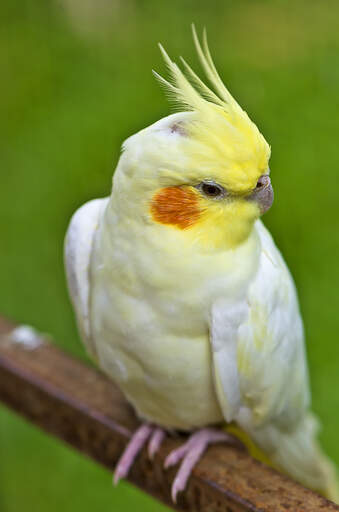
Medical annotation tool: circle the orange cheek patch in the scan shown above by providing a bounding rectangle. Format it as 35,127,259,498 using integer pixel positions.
150,186,201,229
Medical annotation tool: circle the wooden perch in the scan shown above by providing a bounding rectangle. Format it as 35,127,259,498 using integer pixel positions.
0,315,338,512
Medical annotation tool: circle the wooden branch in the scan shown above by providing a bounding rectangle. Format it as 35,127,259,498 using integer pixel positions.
0,316,337,512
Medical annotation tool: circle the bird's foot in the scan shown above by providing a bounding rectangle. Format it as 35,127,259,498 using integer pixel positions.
165,427,242,502
114,424,243,503
113,424,166,485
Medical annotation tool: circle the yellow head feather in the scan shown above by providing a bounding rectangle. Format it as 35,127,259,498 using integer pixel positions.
154,25,271,194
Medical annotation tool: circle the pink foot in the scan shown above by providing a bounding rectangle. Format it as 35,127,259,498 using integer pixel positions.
114,424,166,485
114,424,242,503
165,428,241,503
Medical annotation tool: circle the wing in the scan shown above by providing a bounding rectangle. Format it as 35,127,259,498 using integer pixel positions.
210,220,310,431
64,198,109,358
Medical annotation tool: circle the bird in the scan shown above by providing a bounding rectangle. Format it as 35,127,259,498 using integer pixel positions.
64,25,338,503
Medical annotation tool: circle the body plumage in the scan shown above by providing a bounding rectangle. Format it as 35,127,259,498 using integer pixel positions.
65,27,338,502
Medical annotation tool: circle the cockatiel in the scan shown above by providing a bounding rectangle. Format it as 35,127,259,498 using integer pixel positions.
64,27,338,503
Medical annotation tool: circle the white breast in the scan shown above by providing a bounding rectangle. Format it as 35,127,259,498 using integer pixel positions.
88,201,261,430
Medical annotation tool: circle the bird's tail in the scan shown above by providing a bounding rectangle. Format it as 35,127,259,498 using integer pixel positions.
249,413,338,502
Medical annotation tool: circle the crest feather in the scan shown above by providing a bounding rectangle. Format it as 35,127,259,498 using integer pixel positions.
154,25,271,193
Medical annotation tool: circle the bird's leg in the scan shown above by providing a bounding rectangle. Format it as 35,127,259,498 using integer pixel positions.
165,427,242,503
114,424,166,484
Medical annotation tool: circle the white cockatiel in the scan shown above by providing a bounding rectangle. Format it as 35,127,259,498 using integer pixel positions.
65,28,338,502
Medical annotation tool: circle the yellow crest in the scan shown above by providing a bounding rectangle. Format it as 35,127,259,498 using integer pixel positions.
154,26,271,194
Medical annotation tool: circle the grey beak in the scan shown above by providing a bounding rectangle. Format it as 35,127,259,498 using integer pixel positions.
247,175,274,214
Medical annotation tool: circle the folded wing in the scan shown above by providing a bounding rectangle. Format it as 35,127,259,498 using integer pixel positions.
64,198,109,358
210,221,338,499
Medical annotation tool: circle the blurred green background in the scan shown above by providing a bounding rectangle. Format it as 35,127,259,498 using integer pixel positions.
1,0,339,510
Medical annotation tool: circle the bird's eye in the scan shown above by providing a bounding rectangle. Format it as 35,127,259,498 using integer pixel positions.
199,181,225,199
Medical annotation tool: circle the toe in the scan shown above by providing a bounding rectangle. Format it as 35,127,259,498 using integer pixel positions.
114,424,153,484
170,441,207,502
164,443,190,469
148,428,166,459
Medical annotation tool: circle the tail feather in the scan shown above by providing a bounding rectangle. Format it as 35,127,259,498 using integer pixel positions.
247,413,339,503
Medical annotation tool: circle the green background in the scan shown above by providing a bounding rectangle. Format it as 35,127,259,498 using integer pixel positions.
1,0,339,510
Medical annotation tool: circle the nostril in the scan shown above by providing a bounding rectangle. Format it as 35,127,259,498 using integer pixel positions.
256,175,270,189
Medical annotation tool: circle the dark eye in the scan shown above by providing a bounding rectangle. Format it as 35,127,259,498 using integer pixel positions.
199,181,225,199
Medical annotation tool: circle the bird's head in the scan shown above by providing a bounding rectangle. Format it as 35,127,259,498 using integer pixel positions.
114,27,272,250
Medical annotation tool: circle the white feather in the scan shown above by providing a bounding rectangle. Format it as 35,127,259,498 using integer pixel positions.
211,220,337,496
64,198,109,357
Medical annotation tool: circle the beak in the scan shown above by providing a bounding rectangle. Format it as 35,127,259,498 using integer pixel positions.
247,174,274,215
